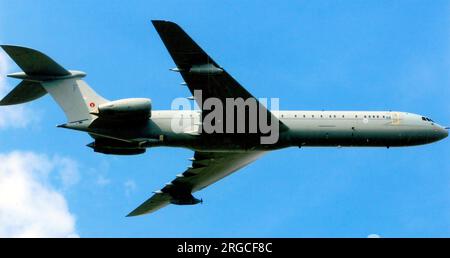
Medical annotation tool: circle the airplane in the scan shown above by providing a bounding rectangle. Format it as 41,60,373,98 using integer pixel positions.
0,20,448,217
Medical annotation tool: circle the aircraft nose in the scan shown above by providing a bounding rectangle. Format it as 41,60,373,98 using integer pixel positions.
436,127,448,140
443,127,449,139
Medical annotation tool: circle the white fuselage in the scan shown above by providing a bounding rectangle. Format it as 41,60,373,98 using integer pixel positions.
135,110,448,151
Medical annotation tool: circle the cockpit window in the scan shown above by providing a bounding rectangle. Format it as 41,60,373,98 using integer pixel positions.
422,117,434,122
422,117,427,121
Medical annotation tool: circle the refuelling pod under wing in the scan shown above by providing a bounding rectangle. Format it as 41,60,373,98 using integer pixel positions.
87,138,146,155
92,98,151,122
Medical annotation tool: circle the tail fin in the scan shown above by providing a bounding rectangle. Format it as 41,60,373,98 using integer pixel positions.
0,45,108,123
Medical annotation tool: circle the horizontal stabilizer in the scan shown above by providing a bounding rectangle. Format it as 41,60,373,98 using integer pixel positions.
1,45,70,76
0,80,47,106
1,45,108,122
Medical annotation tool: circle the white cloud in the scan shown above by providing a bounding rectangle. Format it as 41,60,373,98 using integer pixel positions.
0,51,35,129
96,175,111,186
91,160,111,186
0,151,79,238
54,156,80,189
124,179,137,196
368,234,381,238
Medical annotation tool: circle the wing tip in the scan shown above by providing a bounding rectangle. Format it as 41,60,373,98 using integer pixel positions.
126,207,150,217
151,20,179,28
126,211,140,217
151,19,172,24
126,192,172,217
126,208,157,218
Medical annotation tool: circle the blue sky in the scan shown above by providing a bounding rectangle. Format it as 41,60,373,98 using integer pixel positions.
0,0,449,237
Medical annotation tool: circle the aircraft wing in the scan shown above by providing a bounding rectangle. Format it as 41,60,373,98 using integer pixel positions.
151,20,287,132
127,151,266,216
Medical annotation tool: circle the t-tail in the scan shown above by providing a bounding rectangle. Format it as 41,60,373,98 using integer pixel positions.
0,45,109,127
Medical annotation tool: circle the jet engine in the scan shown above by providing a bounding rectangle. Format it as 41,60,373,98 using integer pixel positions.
95,98,151,121
170,194,203,205
87,138,146,155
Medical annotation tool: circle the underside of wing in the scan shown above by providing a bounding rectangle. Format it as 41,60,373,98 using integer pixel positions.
127,151,266,217
151,20,288,133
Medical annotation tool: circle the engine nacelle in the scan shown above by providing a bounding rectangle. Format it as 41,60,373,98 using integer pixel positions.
92,147,146,156
170,194,203,205
87,139,146,156
97,98,151,120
